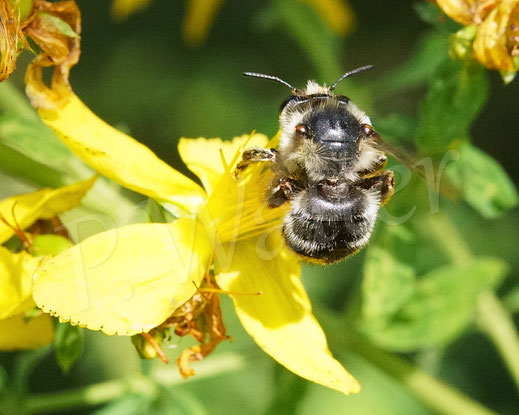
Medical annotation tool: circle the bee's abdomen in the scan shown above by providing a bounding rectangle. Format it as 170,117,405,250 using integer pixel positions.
283,213,363,263
282,185,376,263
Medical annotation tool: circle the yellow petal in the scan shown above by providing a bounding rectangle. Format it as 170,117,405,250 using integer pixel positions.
33,219,212,336
0,246,41,319
111,0,153,21
0,313,54,350
182,0,225,46
215,232,360,395
203,160,287,244
38,94,206,213
300,0,356,36
186,133,286,243
436,0,498,25
0,176,96,245
178,134,269,195
473,0,519,72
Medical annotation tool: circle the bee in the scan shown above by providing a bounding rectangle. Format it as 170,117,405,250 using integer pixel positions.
238,66,397,264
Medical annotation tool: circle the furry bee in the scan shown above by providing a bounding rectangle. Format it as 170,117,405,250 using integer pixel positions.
239,66,395,264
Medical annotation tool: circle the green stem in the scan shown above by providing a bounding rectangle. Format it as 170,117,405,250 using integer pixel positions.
346,335,498,415
25,378,146,414
428,212,519,391
427,212,472,265
318,310,498,415
477,291,519,391
24,351,255,414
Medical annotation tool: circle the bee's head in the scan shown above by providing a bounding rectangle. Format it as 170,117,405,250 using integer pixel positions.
278,89,372,159
297,100,362,154
243,66,374,158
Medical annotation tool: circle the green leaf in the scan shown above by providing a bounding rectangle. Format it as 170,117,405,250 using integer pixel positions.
0,82,40,121
414,2,443,28
0,144,68,189
373,31,450,96
94,394,150,415
36,12,80,38
363,257,508,351
374,113,417,146
54,322,83,372
0,84,80,188
415,60,488,154
0,114,87,177
413,2,461,32
445,143,519,218
96,386,208,415
362,246,416,321
0,110,96,192
154,387,208,415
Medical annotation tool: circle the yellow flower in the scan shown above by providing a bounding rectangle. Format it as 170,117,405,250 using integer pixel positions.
29,92,360,395
435,0,499,25
0,177,96,350
473,0,519,73
436,0,519,77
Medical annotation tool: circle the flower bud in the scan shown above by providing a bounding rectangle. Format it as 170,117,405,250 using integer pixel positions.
450,24,478,62
131,329,169,360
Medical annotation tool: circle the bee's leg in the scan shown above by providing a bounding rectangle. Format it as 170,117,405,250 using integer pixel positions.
355,171,395,206
267,177,297,208
235,147,277,174
357,154,388,178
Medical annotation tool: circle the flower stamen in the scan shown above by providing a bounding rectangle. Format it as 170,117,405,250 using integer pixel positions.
141,332,169,364
0,202,31,249
168,272,231,378
196,286,263,296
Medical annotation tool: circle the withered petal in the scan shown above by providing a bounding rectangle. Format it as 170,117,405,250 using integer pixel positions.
24,0,81,108
474,0,519,72
436,0,498,25
0,1,24,81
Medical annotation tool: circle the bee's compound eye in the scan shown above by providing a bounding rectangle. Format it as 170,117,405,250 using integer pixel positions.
295,124,309,138
361,124,374,136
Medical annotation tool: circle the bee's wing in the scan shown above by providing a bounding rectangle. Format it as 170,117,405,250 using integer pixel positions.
370,133,459,200
370,134,426,180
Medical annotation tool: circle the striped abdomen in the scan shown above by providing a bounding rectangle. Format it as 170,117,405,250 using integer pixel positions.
282,182,378,263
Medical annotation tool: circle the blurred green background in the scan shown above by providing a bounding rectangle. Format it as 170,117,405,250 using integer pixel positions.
1,0,519,414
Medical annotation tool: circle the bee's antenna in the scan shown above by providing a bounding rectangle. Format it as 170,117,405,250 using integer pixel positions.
329,65,374,91
243,72,298,93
